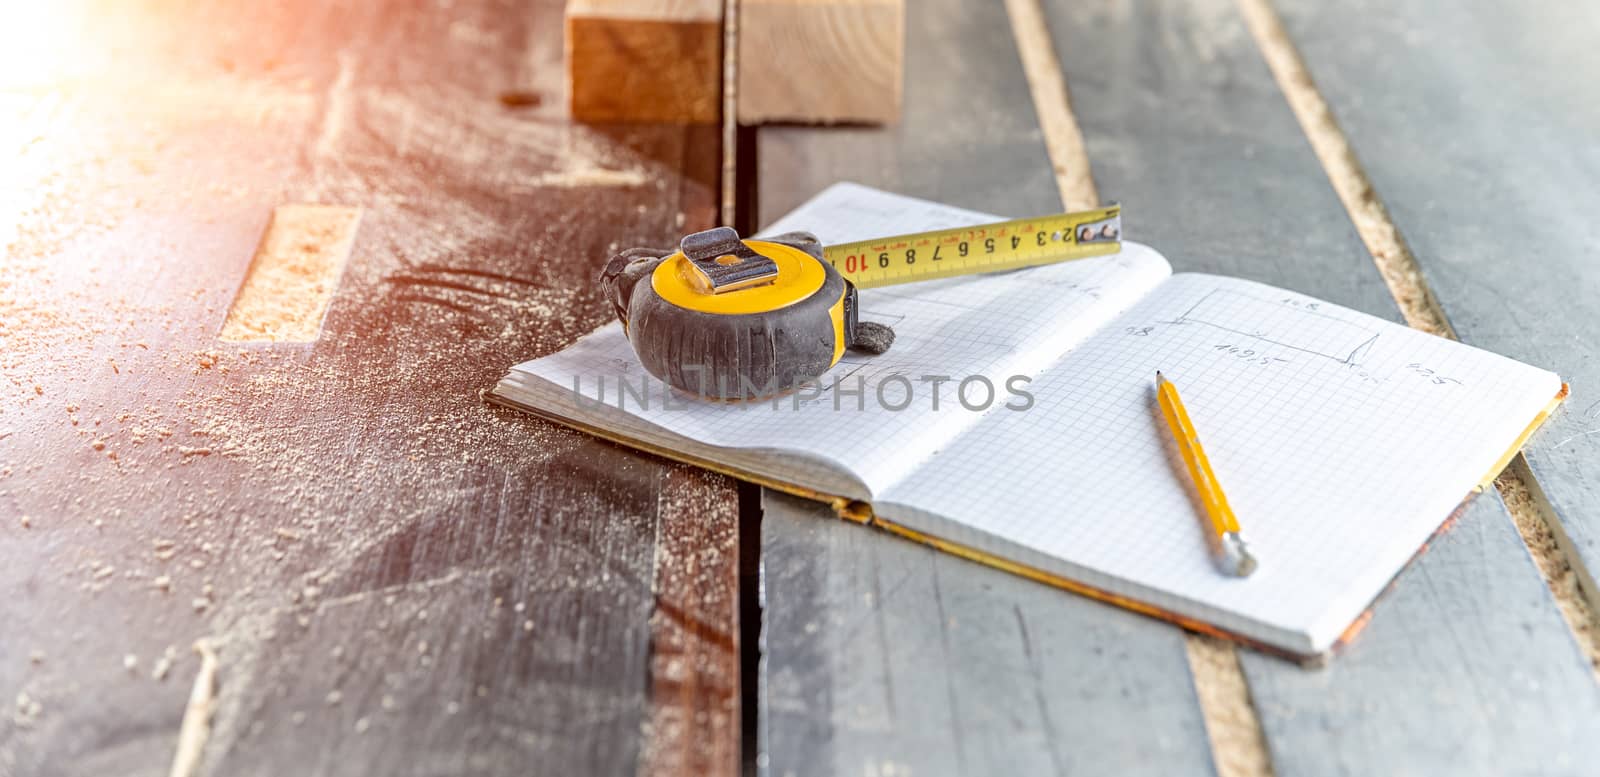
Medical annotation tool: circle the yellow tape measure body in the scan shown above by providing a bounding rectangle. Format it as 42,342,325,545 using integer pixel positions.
602,205,1123,399
822,204,1122,289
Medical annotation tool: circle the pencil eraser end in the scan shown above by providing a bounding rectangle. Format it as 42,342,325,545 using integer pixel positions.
1222,532,1258,578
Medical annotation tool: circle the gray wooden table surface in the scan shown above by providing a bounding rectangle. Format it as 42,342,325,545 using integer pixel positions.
1276,0,1600,615
5,0,1598,775
756,0,1600,775
0,2,740,775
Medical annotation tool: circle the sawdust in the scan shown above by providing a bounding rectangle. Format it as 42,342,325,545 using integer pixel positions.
13,692,42,728
0,104,180,406
218,205,363,343
1235,0,1452,339
639,465,741,777
1003,0,1100,212
1497,461,1600,678
152,645,178,682
527,163,649,188
1185,633,1275,777
0,8,699,770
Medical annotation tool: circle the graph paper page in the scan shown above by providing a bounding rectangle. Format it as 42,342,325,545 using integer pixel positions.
879,273,1562,651
510,184,1169,490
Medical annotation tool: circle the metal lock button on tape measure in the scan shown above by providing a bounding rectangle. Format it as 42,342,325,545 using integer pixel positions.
601,205,1123,400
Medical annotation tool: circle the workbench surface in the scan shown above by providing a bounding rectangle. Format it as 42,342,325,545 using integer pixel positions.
4,0,1598,775
2,1,736,775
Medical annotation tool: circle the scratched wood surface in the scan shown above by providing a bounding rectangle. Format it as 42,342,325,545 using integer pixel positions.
1041,0,1600,772
1273,0,1600,606
761,494,1212,777
0,2,738,776
753,1,1214,775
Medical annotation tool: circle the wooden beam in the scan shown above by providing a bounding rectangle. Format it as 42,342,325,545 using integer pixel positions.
566,0,723,123
737,0,904,125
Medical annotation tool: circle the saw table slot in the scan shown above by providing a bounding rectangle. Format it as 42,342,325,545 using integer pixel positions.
219,204,362,343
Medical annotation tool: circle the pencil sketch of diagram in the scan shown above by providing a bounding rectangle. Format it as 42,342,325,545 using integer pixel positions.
1169,289,1380,365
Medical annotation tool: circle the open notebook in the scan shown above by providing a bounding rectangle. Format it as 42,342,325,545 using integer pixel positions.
490,183,1563,659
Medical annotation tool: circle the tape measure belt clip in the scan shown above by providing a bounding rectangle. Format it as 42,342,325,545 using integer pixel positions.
679,226,780,293
600,229,893,400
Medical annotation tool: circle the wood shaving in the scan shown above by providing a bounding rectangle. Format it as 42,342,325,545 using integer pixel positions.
167,640,219,777
13,692,42,728
152,646,177,682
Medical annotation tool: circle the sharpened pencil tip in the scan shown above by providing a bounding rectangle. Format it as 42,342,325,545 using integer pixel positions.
1155,370,1167,384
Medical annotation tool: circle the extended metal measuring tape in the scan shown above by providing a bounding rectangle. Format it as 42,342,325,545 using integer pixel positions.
601,204,1122,400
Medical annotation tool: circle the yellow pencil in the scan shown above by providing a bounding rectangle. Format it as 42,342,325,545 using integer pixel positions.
1155,371,1258,577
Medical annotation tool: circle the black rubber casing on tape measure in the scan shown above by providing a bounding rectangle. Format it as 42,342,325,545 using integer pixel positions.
601,231,861,400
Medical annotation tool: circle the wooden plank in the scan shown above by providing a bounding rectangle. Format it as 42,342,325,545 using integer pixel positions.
756,0,1057,222
567,0,723,124
762,494,1213,777
1271,0,1600,610
1238,498,1600,773
754,0,1212,773
640,465,742,776
0,1,738,775
1039,0,1600,771
736,0,903,125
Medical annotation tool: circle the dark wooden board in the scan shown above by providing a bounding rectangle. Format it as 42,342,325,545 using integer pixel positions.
1040,0,1600,771
0,1,737,775
754,0,1214,774
1274,0,1600,606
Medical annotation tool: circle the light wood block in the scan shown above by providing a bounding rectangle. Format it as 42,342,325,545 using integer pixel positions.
566,0,723,123
737,0,904,125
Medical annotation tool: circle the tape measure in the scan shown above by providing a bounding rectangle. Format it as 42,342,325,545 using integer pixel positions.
823,205,1122,289
600,205,1122,400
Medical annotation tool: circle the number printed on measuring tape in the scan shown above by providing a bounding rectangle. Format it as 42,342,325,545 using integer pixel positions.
821,205,1122,290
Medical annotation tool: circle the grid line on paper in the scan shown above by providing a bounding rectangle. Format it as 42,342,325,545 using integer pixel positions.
881,272,1559,647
